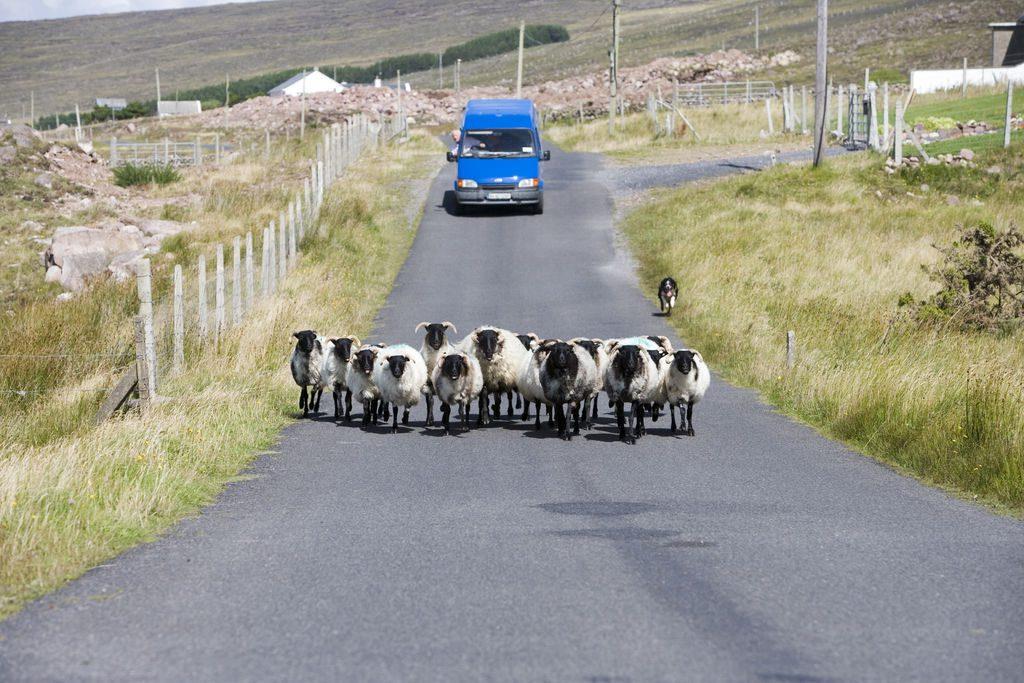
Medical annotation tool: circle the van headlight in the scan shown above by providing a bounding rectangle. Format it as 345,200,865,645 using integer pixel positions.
517,178,539,188
457,178,478,188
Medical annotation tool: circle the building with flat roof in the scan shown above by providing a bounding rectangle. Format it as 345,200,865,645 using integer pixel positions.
990,16,1024,67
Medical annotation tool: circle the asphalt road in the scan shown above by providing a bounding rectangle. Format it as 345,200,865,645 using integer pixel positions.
2,148,1023,682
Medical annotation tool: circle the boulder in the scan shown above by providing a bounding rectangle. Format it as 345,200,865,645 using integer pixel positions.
0,145,15,164
59,251,111,291
34,172,54,189
0,123,41,148
107,248,156,282
135,218,189,241
44,265,62,283
959,148,975,161
46,225,147,290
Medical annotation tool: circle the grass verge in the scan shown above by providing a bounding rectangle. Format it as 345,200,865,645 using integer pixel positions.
620,145,1024,513
545,107,806,165
0,130,442,620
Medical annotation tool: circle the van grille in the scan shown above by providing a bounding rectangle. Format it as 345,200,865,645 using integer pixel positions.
481,183,515,191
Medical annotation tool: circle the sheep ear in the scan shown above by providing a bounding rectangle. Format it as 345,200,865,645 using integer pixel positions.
292,331,301,339
415,322,429,333
442,321,457,334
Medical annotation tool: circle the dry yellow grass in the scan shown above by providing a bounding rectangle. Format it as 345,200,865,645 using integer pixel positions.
622,147,1024,511
0,131,443,620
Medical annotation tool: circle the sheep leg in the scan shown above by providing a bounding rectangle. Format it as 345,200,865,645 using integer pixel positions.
311,387,322,413
617,401,629,443
546,404,555,427
636,403,647,439
380,401,390,421
572,402,581,436
628,402,640,444
534,401,542,430
651,402,661,423
462,401,471,432
670,403,678,433
554,402,568,440
441,403,451,435
515,392,522,410
477,392,489,426
361,400,372,426
520,398,530,422
390,403,399,434
592,396,599,422
402,407,410,425
299,386,308,416
425,394,434,427
506,391,514,418
332,387,341,419
491,392,501,420
686,400,695,437
344,390,353,421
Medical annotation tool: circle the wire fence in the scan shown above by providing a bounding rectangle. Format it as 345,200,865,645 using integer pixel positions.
1,112,405,424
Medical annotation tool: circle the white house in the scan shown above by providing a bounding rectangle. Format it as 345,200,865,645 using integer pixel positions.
268,68,346,97
910,62,1024,94
157,100,202,117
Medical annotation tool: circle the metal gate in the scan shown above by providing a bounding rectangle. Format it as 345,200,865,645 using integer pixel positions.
846,89,872,150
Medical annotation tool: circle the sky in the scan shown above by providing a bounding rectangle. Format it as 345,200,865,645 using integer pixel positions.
0,0,265,22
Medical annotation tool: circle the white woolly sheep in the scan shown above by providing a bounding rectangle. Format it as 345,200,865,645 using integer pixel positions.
431,351,484,435
415,321,457,427
321,336,360,420
515,341,555,429
372,344,429,433
348,344,387,426
539,340,599,440
290,330,324,417
604,343,661,444
662,349,711,436
459,325,530,425
569,338,608,428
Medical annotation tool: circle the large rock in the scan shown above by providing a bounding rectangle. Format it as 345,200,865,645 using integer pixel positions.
45,226,147,291
108,248,157,282
0,123,41,148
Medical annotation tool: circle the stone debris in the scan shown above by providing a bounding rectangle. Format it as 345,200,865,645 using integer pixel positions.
193,50,802,131
884,149,978,173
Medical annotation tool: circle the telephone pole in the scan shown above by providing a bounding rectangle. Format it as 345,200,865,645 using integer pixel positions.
456,59,462,93
225,73,230,108
609,0,621,130
812,0,828,167
516,20,525,98
155,68,161,104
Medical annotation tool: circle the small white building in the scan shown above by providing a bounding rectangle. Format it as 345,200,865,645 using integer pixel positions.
157,100,202,117
268,68,346,97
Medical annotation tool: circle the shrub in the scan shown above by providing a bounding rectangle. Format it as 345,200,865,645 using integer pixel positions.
113,163,181,187
903,222,1024,332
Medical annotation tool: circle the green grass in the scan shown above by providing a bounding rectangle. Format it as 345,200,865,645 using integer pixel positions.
906,89,1014,127
621,144,1024,513
113,163,181,187
0,130,443,621
921,130,1024,157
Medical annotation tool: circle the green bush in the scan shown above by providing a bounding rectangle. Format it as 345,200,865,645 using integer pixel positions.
113,163,181,187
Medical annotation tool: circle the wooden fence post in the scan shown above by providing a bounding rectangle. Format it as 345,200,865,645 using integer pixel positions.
135,258,157,393
232,236,241,326
765,98,774,135
277,216,287,282
268,221,277,294
261,227,270,297
786,330,795,369
895,99,903,165
245,231,254,311
134,315,152,409
215,244,225,345
1005,82,1014,149
296,193,305,243
173,264,184,372
837,84,844,134
801,85,808,134
288,202,297,265
198,254,208,339
882,82,890,145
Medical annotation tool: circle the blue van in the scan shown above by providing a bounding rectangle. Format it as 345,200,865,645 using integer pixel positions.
446,99,551,215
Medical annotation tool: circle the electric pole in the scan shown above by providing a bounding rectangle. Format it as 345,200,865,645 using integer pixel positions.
456,59,462,93
30,91,34,129
516,21,525,98
155,68,161,104
610,0,621,130
812,0,828,167
225,73,230,108
438,53,443,89
755,6,760,51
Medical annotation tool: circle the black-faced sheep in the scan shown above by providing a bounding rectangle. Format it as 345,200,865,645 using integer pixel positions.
539,340,599,440
290,330,323,417
372,344,429,433
569,338,608,429
459,326,530,425
415,321,457,427
431,352,484,435
662,349,711,436
322,336,359,420
604,344,660,444
348,345,385,426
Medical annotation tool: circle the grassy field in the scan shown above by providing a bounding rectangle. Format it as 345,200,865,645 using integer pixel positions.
2,0,1018,124
544,103,808,165
621,145,1024,513
0,129,443,620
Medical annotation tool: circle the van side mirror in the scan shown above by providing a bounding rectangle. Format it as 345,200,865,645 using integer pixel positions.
541,150,551,161
446,151,457,162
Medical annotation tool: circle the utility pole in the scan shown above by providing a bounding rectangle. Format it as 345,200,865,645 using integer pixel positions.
516,20,525,98
456,59,462,93
30,91,34,129
755,5,760,51
225,73,230,107
812,0,828,167
155,68,161,104
609,0,621,130
439,53,444,89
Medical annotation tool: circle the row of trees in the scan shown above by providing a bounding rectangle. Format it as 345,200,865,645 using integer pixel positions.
35,24,569,130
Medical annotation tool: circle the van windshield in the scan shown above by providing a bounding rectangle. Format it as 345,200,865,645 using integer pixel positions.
460,128,536,158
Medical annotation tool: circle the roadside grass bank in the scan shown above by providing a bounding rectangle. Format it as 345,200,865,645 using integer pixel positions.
0,131,442,620
545,106,806,165
621,146,1024,513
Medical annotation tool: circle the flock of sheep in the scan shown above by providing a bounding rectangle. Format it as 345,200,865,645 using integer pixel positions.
290,323,709,444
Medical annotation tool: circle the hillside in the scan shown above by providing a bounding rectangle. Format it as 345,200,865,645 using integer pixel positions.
1,0,1019,123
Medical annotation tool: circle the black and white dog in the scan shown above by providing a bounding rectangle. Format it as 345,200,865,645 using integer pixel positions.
657,277,678,316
